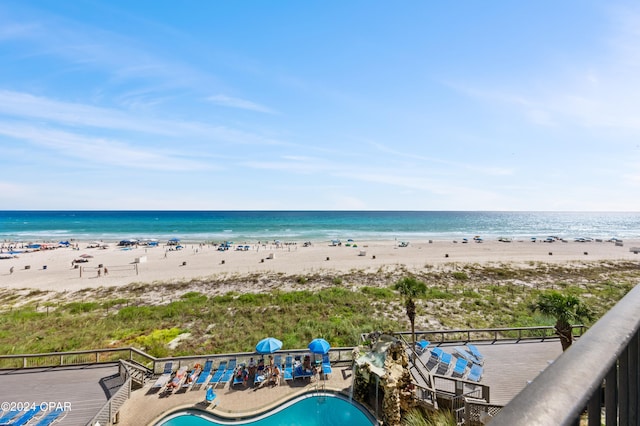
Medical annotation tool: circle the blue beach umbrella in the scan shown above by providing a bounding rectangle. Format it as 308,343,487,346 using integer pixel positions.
308,338,331,354
255,337,283,354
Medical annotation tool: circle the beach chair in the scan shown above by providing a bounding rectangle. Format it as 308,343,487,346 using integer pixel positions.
208,360,227,386
192,360,213,389
9,406,41,426
451,358,469,378
467,364,484,382
321,353,332,378
232,364,248,387
415,339,430,355
293,364,315,380
151,361,173,389
466,344,485,365
283,356,293,381
425,347,442,371
0,410,21,425
454,346,478,364
436,352,452,375
33,409,64,426
166,366,188,392
218,359,237,387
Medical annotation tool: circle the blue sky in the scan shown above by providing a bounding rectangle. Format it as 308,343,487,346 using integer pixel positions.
1,1,639,210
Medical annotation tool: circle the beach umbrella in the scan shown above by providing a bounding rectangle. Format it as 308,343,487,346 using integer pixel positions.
255,337,282,354
308,338,331,354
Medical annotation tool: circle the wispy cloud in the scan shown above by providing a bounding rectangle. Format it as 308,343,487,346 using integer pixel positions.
207,94,277,114
0,122,211,171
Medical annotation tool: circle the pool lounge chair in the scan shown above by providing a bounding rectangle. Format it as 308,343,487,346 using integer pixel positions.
208,361,227,386
451,358,469,378
321,353,332,378
166,366,188,392
151,362,173,389
454,346,479,364
33,409,64,426
415,339,430,355
436,352,452,375
0,410,21,425
8,407,41,426
218,359,237,387
293,363,315,380
466,344,485,365
283,356,293,381
232,364,248,387
467,364,483,382
192,360,214,389
425,347,443,371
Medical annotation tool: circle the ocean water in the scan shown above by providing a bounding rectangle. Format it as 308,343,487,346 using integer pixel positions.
0,211,638,243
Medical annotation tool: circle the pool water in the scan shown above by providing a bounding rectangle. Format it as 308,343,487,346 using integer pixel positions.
157,394,376,426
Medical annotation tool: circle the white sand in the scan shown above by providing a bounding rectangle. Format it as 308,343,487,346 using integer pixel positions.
1,238,638,292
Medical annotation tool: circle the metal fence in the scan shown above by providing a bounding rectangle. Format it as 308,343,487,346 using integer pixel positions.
490,283,640,426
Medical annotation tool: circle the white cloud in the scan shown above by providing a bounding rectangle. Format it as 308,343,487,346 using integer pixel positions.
207,94,277,114
0,122,211,171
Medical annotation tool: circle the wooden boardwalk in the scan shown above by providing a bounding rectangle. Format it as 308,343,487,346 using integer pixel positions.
0,363,121,426
413,339,563,406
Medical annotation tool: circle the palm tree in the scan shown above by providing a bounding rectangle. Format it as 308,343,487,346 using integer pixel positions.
395,277,427,358
531,290,592,351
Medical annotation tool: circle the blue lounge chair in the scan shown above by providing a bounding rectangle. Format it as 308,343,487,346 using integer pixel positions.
0,410,20,425
293,364,315,380
208,361,227,386
33,409,64,426
451,358,469,378
436,352,452,375
467,364,483,382
454,346,478,364
218,359,237,387
415,339,430,355
193,360,213,388
151,362,173,389
425,347,443,371
283,356,293,381
321,353,332,378
9,407,41,426
466,344,485,365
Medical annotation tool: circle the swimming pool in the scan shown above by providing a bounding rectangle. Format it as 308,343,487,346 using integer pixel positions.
156,393,376,426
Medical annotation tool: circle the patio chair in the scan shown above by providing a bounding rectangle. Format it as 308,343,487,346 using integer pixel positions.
321,353,332,378
466,344,485,365
436,352,452,375
151,361,173,389
0,410,21,425
467,364,483,382
451,358,469,378
208,360,227,386
415,339,430,355
425,347,443,371
454,346,478,364
33,409,65,426
10,406,41,426
192,360,213,389
218,359,237,387
283,355,294,381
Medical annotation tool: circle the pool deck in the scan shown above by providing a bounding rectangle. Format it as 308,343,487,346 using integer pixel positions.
118,366,356,426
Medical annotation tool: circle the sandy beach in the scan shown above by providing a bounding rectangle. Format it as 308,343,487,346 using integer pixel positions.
1,238,639,293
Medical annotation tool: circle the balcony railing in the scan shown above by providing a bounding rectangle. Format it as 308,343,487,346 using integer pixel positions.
491,282,640,426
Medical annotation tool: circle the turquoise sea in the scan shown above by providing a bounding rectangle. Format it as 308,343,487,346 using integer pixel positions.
0,211,638,243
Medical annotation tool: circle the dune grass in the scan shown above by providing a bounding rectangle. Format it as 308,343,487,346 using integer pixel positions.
0,260,638,357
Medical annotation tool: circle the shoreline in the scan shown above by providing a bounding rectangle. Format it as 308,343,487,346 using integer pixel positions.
1,237,639,293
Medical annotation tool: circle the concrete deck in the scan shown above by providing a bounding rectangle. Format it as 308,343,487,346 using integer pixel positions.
119,366,355,426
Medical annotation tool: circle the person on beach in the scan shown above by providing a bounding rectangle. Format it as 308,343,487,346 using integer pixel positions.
103,267,108,276
9,266,14,274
